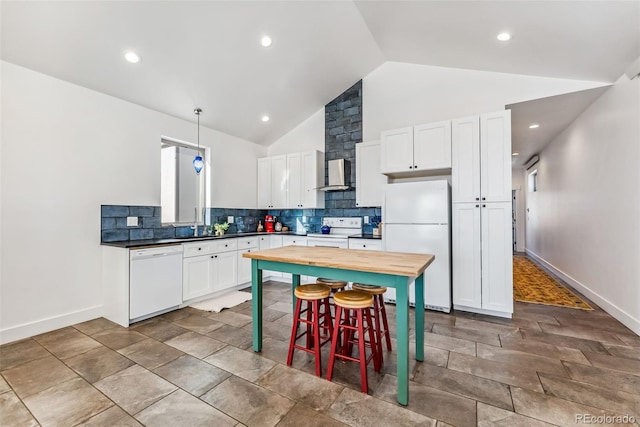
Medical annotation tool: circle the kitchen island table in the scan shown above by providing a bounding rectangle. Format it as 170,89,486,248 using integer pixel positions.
243,245,434,406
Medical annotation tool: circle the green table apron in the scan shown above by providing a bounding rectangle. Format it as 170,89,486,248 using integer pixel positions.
250,258,425,406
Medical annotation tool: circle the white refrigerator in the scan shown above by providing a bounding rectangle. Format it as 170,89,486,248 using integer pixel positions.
383,180,451,312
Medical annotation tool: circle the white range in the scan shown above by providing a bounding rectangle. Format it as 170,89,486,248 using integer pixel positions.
306,217,362,249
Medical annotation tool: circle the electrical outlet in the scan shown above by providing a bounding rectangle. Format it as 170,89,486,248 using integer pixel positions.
126,216,139,227
227,216,234,223
364,215,369,224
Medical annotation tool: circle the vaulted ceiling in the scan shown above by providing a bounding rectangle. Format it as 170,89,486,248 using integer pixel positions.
2,1,638,159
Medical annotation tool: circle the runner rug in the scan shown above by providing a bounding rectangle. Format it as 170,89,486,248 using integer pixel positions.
513,256,592,310
190,290,252,313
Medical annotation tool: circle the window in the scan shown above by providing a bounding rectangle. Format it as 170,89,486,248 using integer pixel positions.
528,169,538,193
160,137,207,224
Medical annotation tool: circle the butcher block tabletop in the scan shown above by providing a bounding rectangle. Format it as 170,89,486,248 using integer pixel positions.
243,246,434,278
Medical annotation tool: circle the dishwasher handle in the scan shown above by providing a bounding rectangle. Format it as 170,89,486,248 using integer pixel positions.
130,245,183,260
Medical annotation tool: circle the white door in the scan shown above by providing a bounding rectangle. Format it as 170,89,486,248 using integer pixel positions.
237,249,254,285
452,203,482,309
270,154,287,208
356,141,385,207
384,181,449,224
413,120,452,171
301,151,323,208
286,153,302,208
183,255,213,300
384,224,450,310
451,115,480,203
380,127,413,174
481,202,513,313
480,110,512,202
213,251,238,292
257,157,272,209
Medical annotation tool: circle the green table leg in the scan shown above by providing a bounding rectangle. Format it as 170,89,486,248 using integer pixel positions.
395,276,410,406
291,274,300,313
251,260,263,352
414,274,425,362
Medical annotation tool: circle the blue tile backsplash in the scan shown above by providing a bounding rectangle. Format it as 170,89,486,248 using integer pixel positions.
101,205,382,243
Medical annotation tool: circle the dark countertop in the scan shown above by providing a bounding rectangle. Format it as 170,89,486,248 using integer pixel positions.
101,231,303,249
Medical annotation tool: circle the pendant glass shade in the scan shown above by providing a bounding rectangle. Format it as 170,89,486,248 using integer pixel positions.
193,155,204,174
193,108,204,174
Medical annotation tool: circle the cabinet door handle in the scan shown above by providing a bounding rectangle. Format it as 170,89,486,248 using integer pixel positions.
483,204,486,207
211,255,214,258
414,165,418,168
215,255,218,258
225,244,228,247
198,248,202,251
476,204,479,208
476,197,479,201
409,165,413,169
363,244,366,248
482,197,486,201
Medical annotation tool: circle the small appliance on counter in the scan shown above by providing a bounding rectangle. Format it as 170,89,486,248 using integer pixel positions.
265,215,276,233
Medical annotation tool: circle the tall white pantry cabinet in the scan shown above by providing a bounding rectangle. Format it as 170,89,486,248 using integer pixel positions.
452,110,513,318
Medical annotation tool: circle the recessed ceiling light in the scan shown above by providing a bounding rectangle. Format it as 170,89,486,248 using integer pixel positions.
124,51,140,63
529,124,540,129
512,152,519,156
496,32,511,42
261,115,270,122
261,36,272,47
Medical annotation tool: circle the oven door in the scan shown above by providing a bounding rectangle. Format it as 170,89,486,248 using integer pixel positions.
307,237,349,249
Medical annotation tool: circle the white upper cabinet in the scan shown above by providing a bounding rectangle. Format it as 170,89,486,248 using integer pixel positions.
413,120,452,171
380,127,413,174
257,155,287,209
452,110,511,203
451,116,481,203
480,110,512,203
259,152,324,209
287,151,324,209
356,141,385,207
381,121,451,175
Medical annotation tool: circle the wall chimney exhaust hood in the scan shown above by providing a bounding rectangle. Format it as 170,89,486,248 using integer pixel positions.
319,159,350,191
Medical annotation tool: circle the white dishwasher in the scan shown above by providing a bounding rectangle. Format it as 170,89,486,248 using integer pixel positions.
130,245,183,321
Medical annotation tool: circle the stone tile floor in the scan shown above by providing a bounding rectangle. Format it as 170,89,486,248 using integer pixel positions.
1,281,639,426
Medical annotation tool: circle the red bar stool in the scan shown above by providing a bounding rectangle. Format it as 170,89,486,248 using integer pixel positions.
287,284,332,377
316,278,347,317
327,290,379,393
352,283,393,368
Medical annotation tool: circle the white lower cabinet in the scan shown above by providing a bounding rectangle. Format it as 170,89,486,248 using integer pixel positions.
182,240,238,301
452,202,512,317
348,238,383,251
237,237,259,285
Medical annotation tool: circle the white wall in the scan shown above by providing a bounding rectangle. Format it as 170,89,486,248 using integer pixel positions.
268,108,324,156
525,75,640,334
363,62,609,140
0,61,266,343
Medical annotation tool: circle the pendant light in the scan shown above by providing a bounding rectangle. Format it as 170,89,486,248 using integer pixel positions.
193,108,204,174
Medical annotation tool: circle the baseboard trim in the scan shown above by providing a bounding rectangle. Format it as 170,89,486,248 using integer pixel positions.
453,304,512,319
0,305,103,345
526,249,640,335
